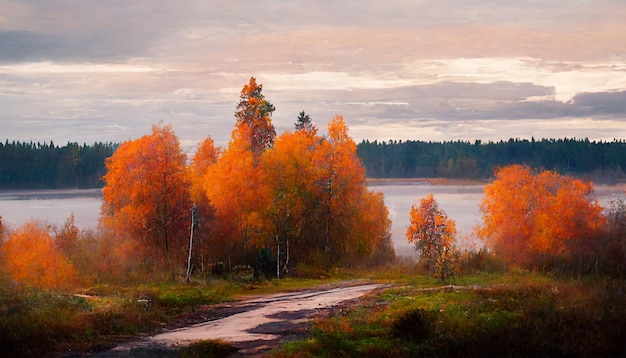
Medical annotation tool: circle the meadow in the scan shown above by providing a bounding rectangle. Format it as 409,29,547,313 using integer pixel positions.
2,261,625,357
272,265,626,357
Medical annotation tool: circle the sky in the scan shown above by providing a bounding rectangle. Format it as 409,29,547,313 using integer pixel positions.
1,1,625,152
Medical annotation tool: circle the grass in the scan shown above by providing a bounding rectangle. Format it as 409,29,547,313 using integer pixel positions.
271,271,626,357
2,268,625,357
0,274,334,357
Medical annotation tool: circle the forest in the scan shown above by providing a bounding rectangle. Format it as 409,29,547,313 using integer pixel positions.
2,131,626,191
357,137,626,180
0,141,116,189
0,78,625,356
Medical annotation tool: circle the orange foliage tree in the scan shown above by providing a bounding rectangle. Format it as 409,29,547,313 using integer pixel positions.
351,190,395,267
203,112,272,268
95,79,394,278
261,129,317,273
312,116,366,261
201,97,394,272
188,137,220,271
101,123,191,275
479,165,605,268
202,77,277,268
1,220,78,290
302,115,393,266
406,194,458,280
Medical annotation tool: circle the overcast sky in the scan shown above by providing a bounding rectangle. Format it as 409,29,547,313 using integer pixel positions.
1,1,625,151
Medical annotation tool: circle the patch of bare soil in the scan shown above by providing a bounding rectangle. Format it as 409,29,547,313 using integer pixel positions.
92,281,387,357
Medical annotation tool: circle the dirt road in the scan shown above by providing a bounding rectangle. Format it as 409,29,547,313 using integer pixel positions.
98,282,386,356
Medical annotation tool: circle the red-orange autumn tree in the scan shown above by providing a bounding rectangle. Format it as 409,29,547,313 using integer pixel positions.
1,220,79,290
188,137,220,272
101,123,192,276
269,115,393,268
203,78,275,268
351,190,395,267
200,81,394,272
479,165,605,268
95,79,393,278
312,116,392,265
261,128,317,272
406,194,458,280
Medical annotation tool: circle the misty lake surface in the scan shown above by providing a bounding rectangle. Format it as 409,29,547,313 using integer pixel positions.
0,183,622,258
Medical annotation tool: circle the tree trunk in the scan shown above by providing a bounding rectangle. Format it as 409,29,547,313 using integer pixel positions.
186,204,196,283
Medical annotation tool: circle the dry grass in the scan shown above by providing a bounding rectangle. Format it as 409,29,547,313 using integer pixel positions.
272,272,626,357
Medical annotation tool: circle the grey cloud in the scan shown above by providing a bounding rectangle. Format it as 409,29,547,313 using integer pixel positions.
1,0,625,146
279,81,557,121
0,31,61,62
0,1,194,63
2,0,619,64
0,30,153,62
274,82,626,128
570,91,626,115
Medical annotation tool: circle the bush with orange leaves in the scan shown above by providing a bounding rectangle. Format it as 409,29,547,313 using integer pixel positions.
479,165,606,270
0,220,79,290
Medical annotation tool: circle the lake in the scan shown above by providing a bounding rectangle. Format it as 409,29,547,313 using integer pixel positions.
0,189,102,231
369,181,625,257
368,182,485,257
0,183,623,258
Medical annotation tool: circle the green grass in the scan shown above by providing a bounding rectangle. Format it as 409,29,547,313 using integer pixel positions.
3,269,626,357
0,273,347,356
271,272,626,357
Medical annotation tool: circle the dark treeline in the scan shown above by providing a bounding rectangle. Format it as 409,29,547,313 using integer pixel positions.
2,137,626,189
357,137,626,180
0,140,117,189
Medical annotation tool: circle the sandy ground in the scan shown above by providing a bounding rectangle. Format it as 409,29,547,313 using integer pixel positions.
95,282,386,357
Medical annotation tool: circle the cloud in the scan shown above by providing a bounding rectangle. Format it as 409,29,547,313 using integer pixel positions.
0,28,153,63
0,1,625,147
268,81,626,124
570,91,626,115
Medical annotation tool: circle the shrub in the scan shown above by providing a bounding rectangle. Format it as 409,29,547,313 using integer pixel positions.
392,308,432,342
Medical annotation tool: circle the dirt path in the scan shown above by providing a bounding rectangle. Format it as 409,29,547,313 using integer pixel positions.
96,282,386,357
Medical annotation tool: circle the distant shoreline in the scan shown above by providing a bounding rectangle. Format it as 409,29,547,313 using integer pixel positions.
366,178,485,186
0,188,102,200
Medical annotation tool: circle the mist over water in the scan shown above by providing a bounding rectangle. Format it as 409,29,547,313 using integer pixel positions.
0,184,623,259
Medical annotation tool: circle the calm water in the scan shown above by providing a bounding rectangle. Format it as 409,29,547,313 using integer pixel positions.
369,182,485,257
369,182,625,257
0,189,102,231
0,184,623,258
